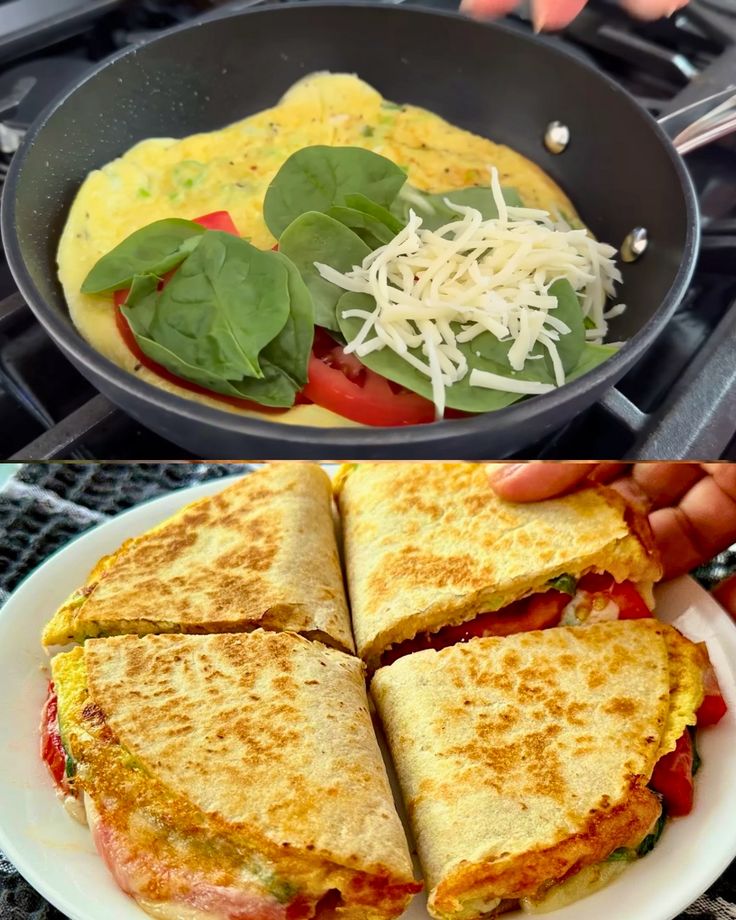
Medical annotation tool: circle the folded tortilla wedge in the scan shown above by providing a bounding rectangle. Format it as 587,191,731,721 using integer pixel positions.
336,462,661,668
371,620,705,920
43,462,354,653
45,630,420,920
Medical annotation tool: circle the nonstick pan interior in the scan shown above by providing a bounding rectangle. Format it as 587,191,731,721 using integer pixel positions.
2,3,698,457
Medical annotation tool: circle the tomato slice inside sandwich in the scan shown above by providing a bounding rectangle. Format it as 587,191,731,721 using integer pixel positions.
40,681,69,792
650,730,695,817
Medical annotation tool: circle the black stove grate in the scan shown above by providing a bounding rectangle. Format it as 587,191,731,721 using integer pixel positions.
1,0,736,459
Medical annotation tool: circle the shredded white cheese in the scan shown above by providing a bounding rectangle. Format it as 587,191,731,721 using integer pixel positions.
315,168,623,419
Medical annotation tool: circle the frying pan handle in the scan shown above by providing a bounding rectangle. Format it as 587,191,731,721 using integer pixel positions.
658,87,736,154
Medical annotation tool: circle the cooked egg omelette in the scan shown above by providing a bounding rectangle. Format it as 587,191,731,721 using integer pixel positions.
58,72,578,426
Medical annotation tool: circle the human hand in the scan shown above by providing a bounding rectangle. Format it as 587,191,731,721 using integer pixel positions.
489,462,736,587
460,0,689,32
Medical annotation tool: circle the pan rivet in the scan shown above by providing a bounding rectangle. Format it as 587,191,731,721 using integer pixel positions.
621,227,649,262
543,121,570,154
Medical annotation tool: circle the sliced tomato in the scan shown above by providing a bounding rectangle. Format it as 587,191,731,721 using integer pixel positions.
697,660,728,726
301,329,437,427
190,210,240,234
381,589,568,667
650,729,694,817
577,573,651,620
40,682,68,791
113,211,288,415
610,581,652,619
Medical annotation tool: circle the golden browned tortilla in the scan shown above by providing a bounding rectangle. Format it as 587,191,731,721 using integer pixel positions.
52,630,419,919
336,462,662,667
43,462,354,653
57,72,579,427
371,620,698,920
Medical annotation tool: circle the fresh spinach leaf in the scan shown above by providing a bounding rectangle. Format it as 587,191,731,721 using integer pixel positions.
149,231,291,381
205,254,314,407
263,146,407,238
328,192,406,248
120,273,159,333
636,807,667,857
546,279,585,375
390,184,523,231
120,245,313,408
122,299,253,398
334,278,589,413
606,848,636,863
343,193,404,234
690,727,701,776
229,358,303,407
261,252,314,389
81,219,205,294
124,322,303,407
336,292,558,413
278,212,371,331
327,205,396,248
548,574,577,595
566,342,619,382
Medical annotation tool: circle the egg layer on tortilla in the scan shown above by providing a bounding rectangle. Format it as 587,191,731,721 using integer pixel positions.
58,72,578,426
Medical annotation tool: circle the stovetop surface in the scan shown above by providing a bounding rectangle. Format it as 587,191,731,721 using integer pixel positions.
1,0,735,460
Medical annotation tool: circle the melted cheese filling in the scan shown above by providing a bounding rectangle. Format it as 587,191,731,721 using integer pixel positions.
317,167,623,417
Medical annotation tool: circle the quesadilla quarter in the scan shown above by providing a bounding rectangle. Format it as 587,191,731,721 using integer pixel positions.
43,463,354,653
41,630,420,920
336,462,661,668
371,620,708,919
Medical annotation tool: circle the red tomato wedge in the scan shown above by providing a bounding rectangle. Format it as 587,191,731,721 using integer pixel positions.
577,572,652,619
113,211,286,415
40,682,68,791
301,329,438,427
697,660,728,726
381,589,569,667
650,730,694,817
190,210,240,234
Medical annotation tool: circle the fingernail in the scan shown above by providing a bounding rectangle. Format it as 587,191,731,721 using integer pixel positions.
532,7,545,31
490,463,523,482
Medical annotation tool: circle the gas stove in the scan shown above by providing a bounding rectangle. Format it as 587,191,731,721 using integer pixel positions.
1,0,735,460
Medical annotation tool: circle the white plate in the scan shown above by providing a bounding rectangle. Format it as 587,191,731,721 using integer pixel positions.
0,475,735,920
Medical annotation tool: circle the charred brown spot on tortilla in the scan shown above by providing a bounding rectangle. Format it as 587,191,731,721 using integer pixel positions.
604,697,639,717
44,465,353,654
81,702,106,724
68,629,415,917
369,547,479,599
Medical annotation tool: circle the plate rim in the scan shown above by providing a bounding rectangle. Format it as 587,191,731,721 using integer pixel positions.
0,471,734,920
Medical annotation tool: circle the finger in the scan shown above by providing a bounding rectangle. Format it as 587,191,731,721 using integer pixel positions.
489,461,597,501
648,507,705,580
619,0,688,20
459,0,518,18
608,476,652,514
701,463,736,501
678,475,736,561
712,573,736,621
631,463,705,510
532,0,588,30
587,462,629,484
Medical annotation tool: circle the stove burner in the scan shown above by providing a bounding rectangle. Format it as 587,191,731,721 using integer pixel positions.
1,0,735,459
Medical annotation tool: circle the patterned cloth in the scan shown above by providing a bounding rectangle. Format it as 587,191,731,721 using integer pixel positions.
0,463,733,919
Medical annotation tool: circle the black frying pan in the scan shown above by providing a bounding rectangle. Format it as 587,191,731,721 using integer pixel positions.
0,2,704,459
